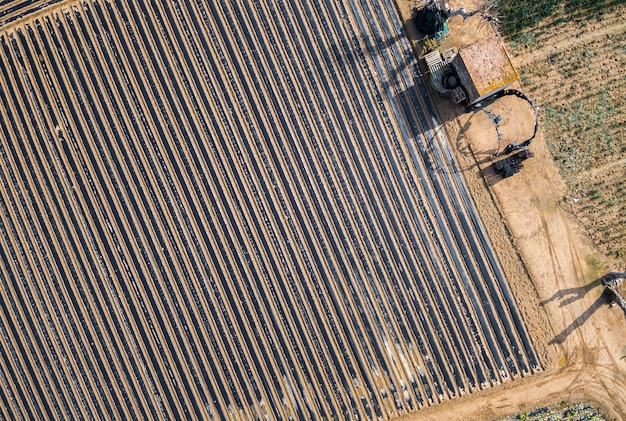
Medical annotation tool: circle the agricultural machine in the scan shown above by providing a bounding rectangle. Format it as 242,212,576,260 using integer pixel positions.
493,148,534,178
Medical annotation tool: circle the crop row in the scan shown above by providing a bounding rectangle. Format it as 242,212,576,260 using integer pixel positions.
0,0,64,27
0,0,539,419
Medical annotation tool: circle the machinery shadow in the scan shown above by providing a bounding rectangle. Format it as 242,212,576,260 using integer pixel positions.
549,292,607,345
545,273,626,345
479,163,504,186
540,277,604,308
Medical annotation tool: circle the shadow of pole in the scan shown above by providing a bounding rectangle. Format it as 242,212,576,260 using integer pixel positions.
540,277,605,308
549,292,607,345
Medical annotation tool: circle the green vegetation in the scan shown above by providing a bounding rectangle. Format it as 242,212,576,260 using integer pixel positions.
500,0,619,42
500,0,626,261
500,0,560,35
543,89,619,176
497,403,607,420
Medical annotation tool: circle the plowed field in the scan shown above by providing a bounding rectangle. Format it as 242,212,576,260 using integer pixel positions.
0,0,539,419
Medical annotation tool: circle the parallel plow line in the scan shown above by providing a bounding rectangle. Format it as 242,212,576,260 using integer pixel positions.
0,0,539,419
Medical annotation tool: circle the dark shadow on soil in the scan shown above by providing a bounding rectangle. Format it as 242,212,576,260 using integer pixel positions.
549,292,607,345
540,277,605,308
392,83,513,183
324,30,413,96
454,110,510,182
402,11,429,42
479,162,505,186
545,272,626,345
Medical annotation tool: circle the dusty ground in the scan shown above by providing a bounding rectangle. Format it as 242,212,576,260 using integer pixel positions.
395,0,626,419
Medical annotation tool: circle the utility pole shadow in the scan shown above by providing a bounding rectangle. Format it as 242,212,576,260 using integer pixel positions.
546,272,626,345
540,277,604,308
549,292,607,345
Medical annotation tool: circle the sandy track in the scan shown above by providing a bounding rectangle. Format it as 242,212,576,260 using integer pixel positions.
0,0,539,419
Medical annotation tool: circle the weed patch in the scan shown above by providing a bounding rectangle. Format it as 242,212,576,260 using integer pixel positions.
500,0,619,39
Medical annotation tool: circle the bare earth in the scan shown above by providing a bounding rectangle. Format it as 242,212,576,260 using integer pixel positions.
395,0,626,419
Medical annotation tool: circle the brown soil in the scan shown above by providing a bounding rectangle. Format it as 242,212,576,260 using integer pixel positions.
395,0,626,419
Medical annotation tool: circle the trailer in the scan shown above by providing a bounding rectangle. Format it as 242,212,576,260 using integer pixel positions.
493,149,534,178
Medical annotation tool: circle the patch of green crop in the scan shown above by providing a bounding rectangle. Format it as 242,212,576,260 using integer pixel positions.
500,0,618,39
543,89,619,177
500,0,561,35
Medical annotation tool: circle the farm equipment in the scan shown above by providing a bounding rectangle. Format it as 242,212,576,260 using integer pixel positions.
412,1,447,36
413,0,450,54
472,90,540,157
602,272,626,318
493,148,534,178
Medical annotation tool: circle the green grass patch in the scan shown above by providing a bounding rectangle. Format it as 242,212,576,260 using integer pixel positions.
543,89,619,176
500,0,561,35
500,0,620,39
501,0,626,262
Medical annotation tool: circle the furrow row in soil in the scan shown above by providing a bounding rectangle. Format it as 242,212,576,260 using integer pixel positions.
0,0,540,419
